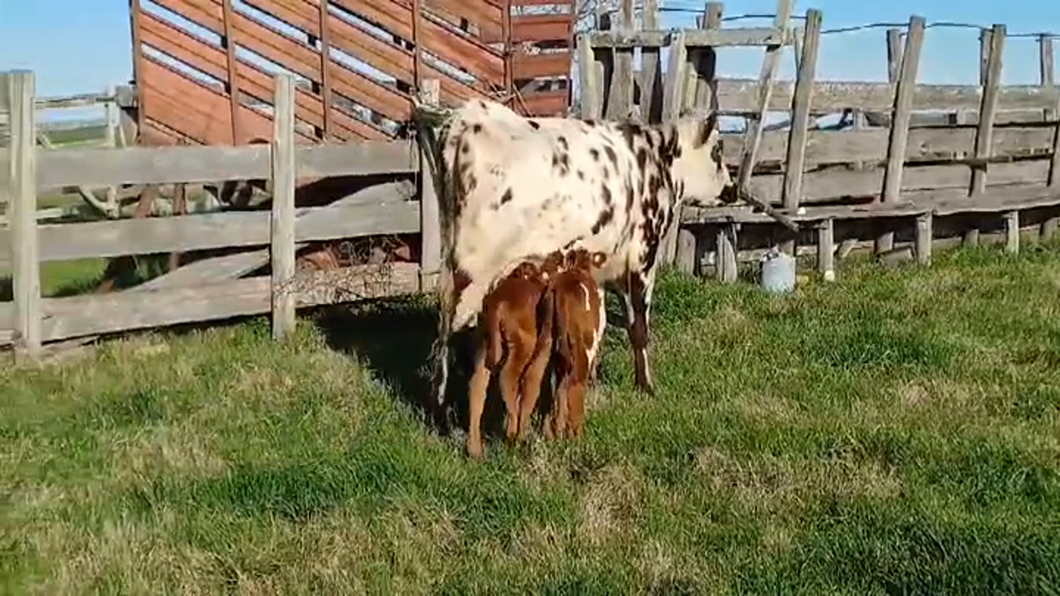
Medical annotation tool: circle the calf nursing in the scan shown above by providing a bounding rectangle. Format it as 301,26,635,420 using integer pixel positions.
465,248,608,458
542,249,607,440
465,254,561,459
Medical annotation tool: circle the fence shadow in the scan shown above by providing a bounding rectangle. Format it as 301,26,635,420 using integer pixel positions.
313,298,507,437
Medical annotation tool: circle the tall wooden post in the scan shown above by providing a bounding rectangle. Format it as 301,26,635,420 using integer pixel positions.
270,74,296,339
5,71,42,361
419,79,442,291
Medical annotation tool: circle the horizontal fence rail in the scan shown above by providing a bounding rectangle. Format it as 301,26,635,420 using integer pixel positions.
0,69,442,357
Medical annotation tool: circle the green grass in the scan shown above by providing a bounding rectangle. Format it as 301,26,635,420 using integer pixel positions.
3,245,1060,594
43,124,107,146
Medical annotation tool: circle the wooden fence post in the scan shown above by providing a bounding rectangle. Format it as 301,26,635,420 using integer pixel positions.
780,8,822,255
104,86,118,215
915,213,932,265
639,0,662,123
659,31,688,267
221,0,243,144
817,218,834,282
606,0,634,119
577,33,602,119
879,16,925,254
419,79,442,291
1041,34,1060,241
270,73,296,340
6,71,42,361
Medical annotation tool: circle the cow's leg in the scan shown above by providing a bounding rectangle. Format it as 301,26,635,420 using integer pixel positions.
466,343,491,459
624,270,656,396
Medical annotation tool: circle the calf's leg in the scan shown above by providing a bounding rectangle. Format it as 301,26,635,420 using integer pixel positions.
499,331,533,442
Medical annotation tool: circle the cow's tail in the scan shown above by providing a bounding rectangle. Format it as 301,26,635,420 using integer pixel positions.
417,106,461,426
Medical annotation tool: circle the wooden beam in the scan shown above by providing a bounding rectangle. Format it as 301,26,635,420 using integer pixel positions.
713,78,1058,114
1041,34,1059,241
221,0,243,144
639,0,662,122
577,33,602,119
779,8,822,255
1,140,419,191
418,79,442,291
878,16,925,253
816,218,835,281
0,264,422,346
970,25,1005,196
586,27,789,49
271,74,296,340
605,0,635,119
318,0,334,139
6,71,42,361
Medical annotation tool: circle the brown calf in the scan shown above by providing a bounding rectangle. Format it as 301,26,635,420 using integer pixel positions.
518,249,608,440
465,253,564,459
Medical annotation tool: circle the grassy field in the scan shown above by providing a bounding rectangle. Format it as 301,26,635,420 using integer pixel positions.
3,245,1060,594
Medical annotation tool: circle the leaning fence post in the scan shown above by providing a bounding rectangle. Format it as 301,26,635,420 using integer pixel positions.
418,79,442,292
270,73,296,340
6,71,42,361
104,85,118,215
878,16,925,254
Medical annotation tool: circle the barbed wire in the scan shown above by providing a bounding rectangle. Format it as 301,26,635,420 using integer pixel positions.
645,9,1059,39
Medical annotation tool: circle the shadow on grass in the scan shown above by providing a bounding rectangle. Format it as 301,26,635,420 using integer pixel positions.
311,296,511,438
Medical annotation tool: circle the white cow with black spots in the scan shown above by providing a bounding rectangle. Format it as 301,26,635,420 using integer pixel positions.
423,96,734,427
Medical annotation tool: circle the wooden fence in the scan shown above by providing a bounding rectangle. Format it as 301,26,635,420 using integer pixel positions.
0,91,126,222
130,0,574,147
0,69,439,360
580,1,1060,281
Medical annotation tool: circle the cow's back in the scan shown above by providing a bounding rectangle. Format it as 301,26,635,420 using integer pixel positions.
444,112,646,329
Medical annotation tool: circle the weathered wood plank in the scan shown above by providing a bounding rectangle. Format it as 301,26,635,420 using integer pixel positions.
718,126,1054,167
577,33,603,119
877,17,924,253
0,200,420,267
715,78,1060,113
271,74,296,340
750,159,1050,204
587,27,789,49
0,263,422,345
0,141,418,191
418,80,442,291
781,9,821,212
817,218,835,281
915,212,933,265
605,0,635,119
131,181,416,291
7,71,42,361
970,25,1005,195
683,184,1060,224
638,0,662,122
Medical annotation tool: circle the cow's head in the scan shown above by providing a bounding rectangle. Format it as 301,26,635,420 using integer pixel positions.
669,105,733,208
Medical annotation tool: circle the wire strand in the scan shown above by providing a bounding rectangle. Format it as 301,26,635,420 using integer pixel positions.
646,7,1060,39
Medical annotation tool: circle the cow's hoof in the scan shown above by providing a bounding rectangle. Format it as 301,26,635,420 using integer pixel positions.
636,380,656,397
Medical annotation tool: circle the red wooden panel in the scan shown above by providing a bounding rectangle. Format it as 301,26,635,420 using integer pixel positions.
510,50,571,79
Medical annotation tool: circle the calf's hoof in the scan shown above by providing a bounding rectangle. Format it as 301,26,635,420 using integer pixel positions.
466,438,485,460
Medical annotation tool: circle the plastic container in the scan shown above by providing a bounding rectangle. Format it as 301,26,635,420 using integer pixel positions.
759,248,796,294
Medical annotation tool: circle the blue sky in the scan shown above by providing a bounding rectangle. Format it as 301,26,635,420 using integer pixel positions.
0,0,1057,122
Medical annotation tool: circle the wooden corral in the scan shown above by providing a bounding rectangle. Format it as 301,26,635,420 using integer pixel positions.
0,70,437,360
129,0,575,147
580,1,1060,281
